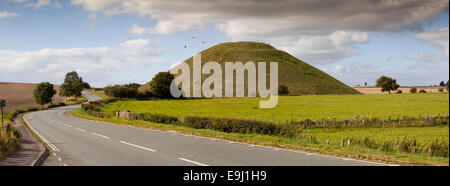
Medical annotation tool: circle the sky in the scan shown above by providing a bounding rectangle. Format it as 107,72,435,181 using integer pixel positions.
0,0,448,87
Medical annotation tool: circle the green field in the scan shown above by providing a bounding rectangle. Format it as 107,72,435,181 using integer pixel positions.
302,126,449,146
101,93,449,122
77,93,450,165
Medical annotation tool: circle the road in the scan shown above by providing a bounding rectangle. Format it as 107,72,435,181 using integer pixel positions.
23,90,383,166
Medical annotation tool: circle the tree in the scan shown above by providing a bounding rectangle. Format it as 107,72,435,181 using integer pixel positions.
149,72,175,99
409,87,417,93
60,71,84,98
376,76,399,94
82,82,91,89
446,80,449,91
278,85,289,96
34,82,56,108
364,82,367,86
439,81,445,86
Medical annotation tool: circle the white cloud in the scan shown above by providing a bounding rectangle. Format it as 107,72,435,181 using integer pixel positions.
25,0,62,9
10,0,29,3
0,39,162,86
70,0,447,64
0,11,19,18
271,31,368,64
408,27,449,63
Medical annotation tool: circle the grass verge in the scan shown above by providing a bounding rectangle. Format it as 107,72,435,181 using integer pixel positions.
71,108,449,166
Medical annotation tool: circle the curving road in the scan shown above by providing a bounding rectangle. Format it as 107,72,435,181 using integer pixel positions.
23,90,383,166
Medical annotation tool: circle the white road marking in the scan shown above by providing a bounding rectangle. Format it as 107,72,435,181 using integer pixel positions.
64,164,68,166
178,158,208,166
64,124,72,127
24,116,60,152
91,132,110,139
75,127,86,132
57,157,62,162
53,153,57,156
120,141,156,152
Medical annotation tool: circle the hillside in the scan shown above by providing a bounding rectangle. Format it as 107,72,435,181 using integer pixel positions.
139,41,360,96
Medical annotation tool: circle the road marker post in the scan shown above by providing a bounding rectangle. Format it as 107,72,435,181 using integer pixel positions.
1,99,5,127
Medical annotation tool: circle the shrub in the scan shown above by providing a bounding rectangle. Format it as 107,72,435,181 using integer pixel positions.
438,88,444,92
395,89,402,94
47,102,66,109
135,113,179,124
104,84,139,98
278,85,289,95
419,89,427,93
409,88,417,93
183,116,297,138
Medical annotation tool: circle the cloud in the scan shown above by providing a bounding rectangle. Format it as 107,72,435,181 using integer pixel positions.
407,27,449,63
10,0,28,2
25,0,62,9
70,0,447,64
272,31,368,64
0,39,162,86
0,11,19,18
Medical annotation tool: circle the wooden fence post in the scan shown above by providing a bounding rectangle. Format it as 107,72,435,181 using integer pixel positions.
326,139,330,144
347,139,351,146
341,139,345,146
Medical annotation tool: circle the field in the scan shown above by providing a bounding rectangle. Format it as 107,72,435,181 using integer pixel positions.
79,92,449,165
354,86,447,94
0,82,64,111
101,93,449,122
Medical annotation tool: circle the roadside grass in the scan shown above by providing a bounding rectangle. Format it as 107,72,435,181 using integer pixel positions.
90,89,107,99
0,118,21,160
101,93,449,122
64,96,87,105
0,95,86,160
71,108,449,165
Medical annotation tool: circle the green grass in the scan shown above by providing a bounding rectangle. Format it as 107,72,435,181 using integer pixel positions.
101,93,449,122
139,41,359,95
302,126,449,145
90,89,107,99
71,108,449,165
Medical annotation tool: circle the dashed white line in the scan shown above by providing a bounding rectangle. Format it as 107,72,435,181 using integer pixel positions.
120,141,156,152
75,127,86,132
63,164,68,166
178,158,208,166
91,132,110,139
57,157,62,162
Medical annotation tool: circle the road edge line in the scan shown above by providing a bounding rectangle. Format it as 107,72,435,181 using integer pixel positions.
21,114,49,166
23,115,59,152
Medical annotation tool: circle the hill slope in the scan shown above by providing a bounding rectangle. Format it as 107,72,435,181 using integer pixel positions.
139,41,360,96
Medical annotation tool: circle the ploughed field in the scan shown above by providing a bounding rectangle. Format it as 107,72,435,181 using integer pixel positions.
101,93,449,122
0,82,64,111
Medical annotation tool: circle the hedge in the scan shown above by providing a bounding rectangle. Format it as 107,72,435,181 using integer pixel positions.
184,116,297,138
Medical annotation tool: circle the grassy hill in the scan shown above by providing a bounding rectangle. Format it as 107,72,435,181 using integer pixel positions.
139,41,360,96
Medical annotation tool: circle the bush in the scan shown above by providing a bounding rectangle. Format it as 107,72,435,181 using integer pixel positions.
438,88,444,92
419,89,427,93
409,88,417,93
135,113,179,124
104,84,139,98
183,116,297,138
47,102,66,109
278,85,289,96
395,90,402,94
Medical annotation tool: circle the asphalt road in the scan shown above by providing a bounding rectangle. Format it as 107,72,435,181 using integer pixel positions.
23,90,383,166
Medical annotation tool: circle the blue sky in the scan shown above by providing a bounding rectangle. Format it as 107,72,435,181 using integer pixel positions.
0,0,448,87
